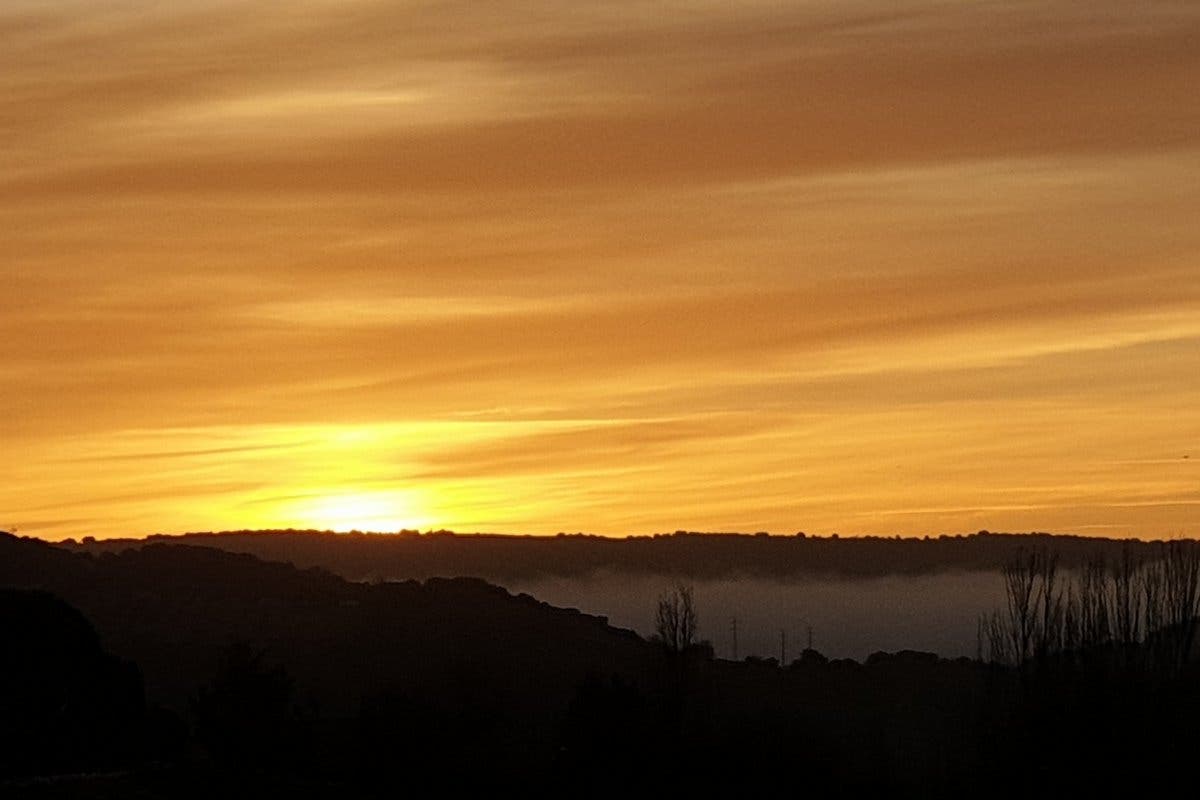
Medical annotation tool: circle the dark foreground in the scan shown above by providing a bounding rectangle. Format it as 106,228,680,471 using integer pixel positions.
3,531,1199,797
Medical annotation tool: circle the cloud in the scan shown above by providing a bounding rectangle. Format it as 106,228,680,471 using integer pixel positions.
5,2,1199,194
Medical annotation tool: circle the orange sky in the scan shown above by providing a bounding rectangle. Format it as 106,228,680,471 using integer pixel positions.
4,1,1199,540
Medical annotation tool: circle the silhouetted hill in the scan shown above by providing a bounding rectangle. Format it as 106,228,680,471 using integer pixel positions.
0,530,658,792
2,533,650,716
0,589,152,779
6,530,1200,796
61,528,1194,583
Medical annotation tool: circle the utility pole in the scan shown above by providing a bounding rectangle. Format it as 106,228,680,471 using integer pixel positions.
780,629,787,666
794,618,814,655
731,617,738,661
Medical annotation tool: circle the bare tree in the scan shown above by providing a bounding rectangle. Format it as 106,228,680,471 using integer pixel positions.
985,548,1064,665
985,542,1200,675
655,584,697,652
1159,540,1200,671
1141,554,1166,647
1109,545,1142,648
1061,583,1080,654
990,550,1039,665
1034,550,1063,660
1077,555,1110,650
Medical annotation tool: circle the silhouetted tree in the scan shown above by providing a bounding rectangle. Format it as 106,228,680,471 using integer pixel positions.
192,641,306,772
1152,540,1200,672
1034,550,1063,660
986,549,1042,665
1110,545,1142,647
654,584,697,652
986,542,1200,675
0,590,146,777
1076,554,1110,651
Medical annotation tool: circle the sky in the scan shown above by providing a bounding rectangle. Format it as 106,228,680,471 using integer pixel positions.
3,0,1199,540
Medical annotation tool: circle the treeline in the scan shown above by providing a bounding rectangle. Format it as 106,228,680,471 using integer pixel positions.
983,540,1200,673
61,529,1191,582
971,541,1200,796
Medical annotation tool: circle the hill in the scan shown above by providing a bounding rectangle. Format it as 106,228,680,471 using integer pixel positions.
60,528,1191,583
7,529,1200,796
0,589,152,779
0,532,650,718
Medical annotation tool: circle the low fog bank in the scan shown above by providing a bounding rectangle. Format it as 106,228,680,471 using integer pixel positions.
504,570,1006,661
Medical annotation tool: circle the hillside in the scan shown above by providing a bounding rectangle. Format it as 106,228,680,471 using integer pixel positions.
0,532,652,737
61,528,1191,583
6,531,1200,795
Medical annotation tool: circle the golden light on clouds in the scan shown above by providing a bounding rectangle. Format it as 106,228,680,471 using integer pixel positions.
3,1,1199,539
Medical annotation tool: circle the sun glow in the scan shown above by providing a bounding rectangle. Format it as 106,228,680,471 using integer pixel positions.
292,491,429,533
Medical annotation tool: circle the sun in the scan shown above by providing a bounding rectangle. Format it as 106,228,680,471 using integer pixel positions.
297,490,428,533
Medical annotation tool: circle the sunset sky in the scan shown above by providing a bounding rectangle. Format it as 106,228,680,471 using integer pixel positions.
4,1,1199,540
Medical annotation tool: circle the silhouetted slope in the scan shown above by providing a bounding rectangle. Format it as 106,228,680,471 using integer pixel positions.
0,532,654,759
0,589,148,778
8,531,1200,796
64,528,1195,583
